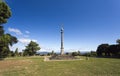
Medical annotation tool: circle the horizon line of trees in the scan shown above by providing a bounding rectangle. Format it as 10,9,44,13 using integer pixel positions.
96,39,120,58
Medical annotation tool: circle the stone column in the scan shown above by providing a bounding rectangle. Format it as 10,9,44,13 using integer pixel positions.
60,26,64,55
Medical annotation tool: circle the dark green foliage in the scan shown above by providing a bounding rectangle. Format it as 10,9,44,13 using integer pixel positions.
96,40,120,58
0,27,18,58
9,51,15,57
0,1,18,58
77,51,81,56
8,50,22,57
65,52,69,55
116,39,120,45
0,1,11,25
0,26,4,36
51,50,54,55
96,44,109,56
108,45,120,57
23,50,28,56
90,51,97,57
72,52,78,56
0,34,18,58
5,34,18,46
23,41,40,56
15,48,19,56
18,52,23,56
82,52,91,57
0,46,10,57
47,53,50,56
71,51,81,56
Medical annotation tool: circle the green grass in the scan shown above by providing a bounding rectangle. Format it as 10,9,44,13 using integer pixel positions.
0,56,120,76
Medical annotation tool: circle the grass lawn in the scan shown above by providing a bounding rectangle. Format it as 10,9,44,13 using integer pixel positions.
0,56,120,76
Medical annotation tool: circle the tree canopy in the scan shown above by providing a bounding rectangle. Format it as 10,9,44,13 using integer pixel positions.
23,41,40,56
0,33,18,58
116,39,120,45
96,39,120,58
0,1,18,58
0,1,11,25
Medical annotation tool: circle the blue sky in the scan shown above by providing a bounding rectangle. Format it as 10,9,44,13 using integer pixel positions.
3,0,120,52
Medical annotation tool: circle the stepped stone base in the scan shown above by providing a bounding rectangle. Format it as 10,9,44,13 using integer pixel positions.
49,55,78,60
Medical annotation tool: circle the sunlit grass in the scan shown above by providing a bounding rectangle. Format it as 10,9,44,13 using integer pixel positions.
0,56,119,76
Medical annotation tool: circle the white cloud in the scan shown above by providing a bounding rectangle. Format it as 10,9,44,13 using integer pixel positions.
9,43,25,52
10,38,37,52
8,27,22,35
24,35,29,38
25,31,30,34
18,38,37,44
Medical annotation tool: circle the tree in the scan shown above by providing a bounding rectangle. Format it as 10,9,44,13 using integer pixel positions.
78,50,81,56
96,44,109,56
23,41,40,56
47,53,50,56
65,52,69,55
116,39,120,45
108,45,120,57
0,34,18,58
0,1,11,25
15,48,19,56
0,26,4,36
18,52,23,56
0,1,17,58
0,34,17,46
51,50,54,55
6,34,18,46
72,52,78,56
90,51,97,57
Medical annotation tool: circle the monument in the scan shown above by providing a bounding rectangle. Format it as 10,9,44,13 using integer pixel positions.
60,26,64,55
49,25,78,60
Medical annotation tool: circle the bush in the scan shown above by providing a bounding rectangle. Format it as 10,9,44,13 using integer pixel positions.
72,52,78,56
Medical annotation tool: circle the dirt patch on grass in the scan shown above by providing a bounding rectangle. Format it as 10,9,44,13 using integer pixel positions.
0,59,32,72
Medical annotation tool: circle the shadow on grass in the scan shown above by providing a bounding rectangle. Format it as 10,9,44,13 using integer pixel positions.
0,58,4,61
96,56,120,59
